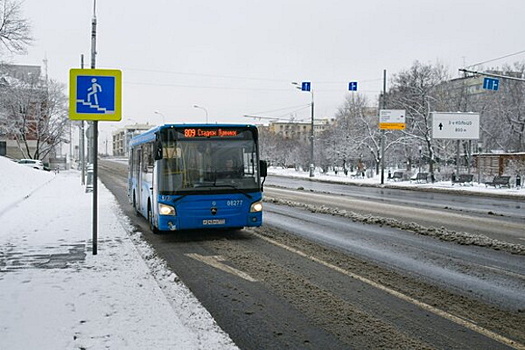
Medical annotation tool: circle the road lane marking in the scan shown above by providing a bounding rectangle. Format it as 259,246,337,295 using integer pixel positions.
251,231,525,350
482,264,525,281
186,253,257,282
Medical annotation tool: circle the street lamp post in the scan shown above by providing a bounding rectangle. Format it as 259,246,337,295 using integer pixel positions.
193,105,209,123
292,82,314,177
154,110,166,124
418,145,422,174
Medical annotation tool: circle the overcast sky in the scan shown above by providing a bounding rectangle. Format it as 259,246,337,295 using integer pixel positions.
10,0,525,140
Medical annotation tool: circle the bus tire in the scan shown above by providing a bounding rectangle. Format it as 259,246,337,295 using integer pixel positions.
133,192,139,216
148,203,159,234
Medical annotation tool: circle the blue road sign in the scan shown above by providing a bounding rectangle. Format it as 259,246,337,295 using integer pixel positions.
483,77,499,91
76,75,115,114
348,81,358,91
301,81,311,92
69,69,122,121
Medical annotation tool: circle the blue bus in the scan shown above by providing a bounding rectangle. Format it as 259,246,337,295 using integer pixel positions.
128,124,267,233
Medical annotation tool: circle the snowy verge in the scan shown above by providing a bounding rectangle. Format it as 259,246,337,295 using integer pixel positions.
109,200,238,349
265,196,525,256
0,156,238,350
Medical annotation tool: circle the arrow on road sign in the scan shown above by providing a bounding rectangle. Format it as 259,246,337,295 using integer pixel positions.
301,81,311,92
483,77,500,91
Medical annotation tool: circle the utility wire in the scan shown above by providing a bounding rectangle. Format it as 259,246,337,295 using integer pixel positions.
466,49,525,68
122,67,383,89
248,104,311,116
122,67,288,83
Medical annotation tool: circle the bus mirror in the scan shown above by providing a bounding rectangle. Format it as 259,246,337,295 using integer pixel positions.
154,140,163,160
259,160,268,177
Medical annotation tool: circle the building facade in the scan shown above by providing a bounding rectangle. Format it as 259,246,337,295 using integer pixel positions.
266,118,333,141
112,123,152,157
0,64,45,160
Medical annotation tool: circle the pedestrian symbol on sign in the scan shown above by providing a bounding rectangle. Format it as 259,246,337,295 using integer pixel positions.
87,78,102,106
76,75,116,114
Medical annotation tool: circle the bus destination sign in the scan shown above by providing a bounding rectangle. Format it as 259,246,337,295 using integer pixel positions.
182,128,239,138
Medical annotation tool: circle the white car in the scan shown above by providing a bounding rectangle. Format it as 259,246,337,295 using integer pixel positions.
18,159,44,170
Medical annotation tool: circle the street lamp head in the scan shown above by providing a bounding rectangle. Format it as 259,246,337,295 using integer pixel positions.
153,110,166,124
291,82,303,91
193,105,209,123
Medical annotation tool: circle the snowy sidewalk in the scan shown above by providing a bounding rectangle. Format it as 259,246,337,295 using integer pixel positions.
0,158,237,350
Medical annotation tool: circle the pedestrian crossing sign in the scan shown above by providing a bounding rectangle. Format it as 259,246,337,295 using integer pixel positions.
69,68,122,121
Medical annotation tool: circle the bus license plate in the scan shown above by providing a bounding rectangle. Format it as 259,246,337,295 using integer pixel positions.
203,219,226,225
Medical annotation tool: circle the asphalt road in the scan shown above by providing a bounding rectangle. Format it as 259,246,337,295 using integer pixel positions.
98,159,525,350
264,176,525,245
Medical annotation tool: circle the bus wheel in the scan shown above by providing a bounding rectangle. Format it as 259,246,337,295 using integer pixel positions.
133,192,139,216
148,205,159,234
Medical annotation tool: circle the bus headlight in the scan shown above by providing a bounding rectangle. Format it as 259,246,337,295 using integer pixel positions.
250,201,263,213
159,203,176,215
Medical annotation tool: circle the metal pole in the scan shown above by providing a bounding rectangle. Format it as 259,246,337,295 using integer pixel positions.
80,55,85,185
380,69,386,184
80,121,85,184
456,139,460,175
91,0,98,255
90,1,97,70
459,68,525,82
309,92,315,177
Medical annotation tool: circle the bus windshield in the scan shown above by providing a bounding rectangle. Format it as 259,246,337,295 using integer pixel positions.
157,132,260,194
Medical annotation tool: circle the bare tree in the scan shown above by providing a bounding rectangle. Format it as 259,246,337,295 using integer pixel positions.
331,93,413,174
0,0,32,55
483,63,525,152
0,73,68,160
388,61,451,181
329,94,375,170
259,126,309,169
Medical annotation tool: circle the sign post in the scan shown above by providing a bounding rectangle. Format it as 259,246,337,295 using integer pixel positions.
69,68,121,255
379,109,405,184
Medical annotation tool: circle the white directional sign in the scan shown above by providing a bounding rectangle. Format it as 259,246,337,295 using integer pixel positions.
379,109,406,130
432,112,480,140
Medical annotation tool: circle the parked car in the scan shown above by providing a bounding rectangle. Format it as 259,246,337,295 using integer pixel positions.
18,159,44,170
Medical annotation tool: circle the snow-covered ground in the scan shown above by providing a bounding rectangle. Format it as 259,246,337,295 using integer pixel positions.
0,156,237,350
267,167,525,198
1,156,523,350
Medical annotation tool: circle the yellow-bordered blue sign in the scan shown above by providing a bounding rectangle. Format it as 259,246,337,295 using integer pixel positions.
69,69,122,121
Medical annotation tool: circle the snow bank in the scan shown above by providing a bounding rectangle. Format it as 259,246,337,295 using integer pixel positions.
0,156,237,350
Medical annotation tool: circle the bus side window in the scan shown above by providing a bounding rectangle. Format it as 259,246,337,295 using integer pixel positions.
134,148,141,179
142,143,154,173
